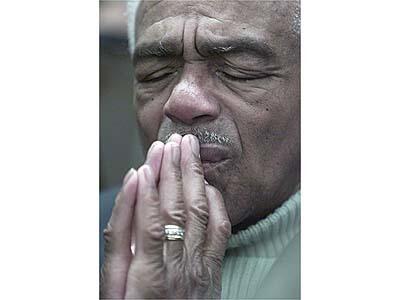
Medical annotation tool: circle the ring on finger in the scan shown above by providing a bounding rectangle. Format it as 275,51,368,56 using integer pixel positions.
164,224,184,241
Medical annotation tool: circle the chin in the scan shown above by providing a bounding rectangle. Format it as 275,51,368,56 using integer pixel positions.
207,176,254,228
202,158,233,182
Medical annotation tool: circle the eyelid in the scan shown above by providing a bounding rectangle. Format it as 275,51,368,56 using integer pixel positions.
216,70,270,81
137,69,178,83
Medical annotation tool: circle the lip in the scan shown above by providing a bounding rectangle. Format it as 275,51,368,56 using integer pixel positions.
200,144,232,166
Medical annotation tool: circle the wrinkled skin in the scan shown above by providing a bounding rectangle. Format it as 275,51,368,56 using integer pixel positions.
101,134,231,299
134,0,300,230
100,1,300,299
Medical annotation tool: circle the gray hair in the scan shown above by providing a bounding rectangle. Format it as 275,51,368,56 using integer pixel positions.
127,1,141,56
161,129,232,146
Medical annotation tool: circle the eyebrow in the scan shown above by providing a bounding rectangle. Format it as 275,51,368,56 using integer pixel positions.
133,41,180,64
133,36,276,63
199,37,276,59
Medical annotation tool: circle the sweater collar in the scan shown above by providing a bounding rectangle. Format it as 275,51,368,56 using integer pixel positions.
227,191,301,255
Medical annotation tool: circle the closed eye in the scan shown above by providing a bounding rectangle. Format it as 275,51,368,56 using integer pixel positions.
219,71,252,81
140,71,177,83
216,71,269,82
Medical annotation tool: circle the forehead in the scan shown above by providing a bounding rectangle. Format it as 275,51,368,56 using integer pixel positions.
138,0,291,28
135,0,298,47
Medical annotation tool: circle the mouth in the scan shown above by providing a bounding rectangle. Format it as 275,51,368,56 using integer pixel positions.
200,144,232,171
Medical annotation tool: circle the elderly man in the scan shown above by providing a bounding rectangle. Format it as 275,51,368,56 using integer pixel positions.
100,0,300,299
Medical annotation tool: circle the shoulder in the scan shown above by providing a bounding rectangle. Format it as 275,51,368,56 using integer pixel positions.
256,232,300,299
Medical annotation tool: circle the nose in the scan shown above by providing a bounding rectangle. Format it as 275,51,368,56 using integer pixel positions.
163,72,220,125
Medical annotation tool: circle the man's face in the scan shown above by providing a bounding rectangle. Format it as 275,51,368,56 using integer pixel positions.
132,0,300,230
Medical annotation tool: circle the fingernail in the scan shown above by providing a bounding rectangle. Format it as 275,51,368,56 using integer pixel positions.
123,168,135,185
147,142,157,156
204,179,209,185
189,135,200,157
170,143,180,166
142,165,153,182
123,170,137,193
146,141,164,165
167,133,182,143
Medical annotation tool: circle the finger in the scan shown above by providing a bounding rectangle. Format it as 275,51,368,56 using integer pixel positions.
167,133,183,144
101,168,138,299
130,141,163,255
104,168,138,258
123,167,135,185
160,135,184,228
159,138,185,262
203,184,231,268
145,141,164,183
130,165,164,262
126,166,165,298
181,134,208,258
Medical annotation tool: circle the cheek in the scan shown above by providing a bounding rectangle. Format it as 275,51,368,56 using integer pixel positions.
135,81,176,144
239,117,270,168
230,82,300,173
136,98,165,145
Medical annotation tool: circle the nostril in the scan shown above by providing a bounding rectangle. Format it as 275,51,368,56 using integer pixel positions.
164,100,220,125
164,104,201,125
165,112,187,125
192,114,216,124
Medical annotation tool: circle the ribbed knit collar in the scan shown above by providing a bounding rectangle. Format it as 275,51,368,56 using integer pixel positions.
227,191,301,255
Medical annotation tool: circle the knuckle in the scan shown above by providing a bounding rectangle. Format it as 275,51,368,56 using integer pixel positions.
143,222,164,240
187,200,209,224
160,206,185,225
103,223,113,241
161,164,182,181
103,223,116,253
170,167,182,180
141,192,159,208
189,263,210,288
187,160,204,177
217,221,232,238
203,249,224,267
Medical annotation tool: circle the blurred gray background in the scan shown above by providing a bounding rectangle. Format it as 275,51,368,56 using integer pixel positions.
100,1,143,191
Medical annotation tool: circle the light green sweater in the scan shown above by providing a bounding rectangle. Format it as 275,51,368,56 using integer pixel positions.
221,191,301,299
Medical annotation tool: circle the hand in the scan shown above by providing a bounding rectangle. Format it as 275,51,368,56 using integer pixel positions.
100,134,232,299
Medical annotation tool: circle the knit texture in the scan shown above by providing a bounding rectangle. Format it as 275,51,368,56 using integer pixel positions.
221,191,301,299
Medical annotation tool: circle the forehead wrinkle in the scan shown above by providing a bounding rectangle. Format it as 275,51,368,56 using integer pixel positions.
136,0,298,31
199,37,276,59
192,11,283,58
134,16,185,61
138,0,237,33
134,1,296,61
195,22,277,59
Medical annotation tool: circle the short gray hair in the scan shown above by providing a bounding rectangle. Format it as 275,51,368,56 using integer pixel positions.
127,1,141,56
